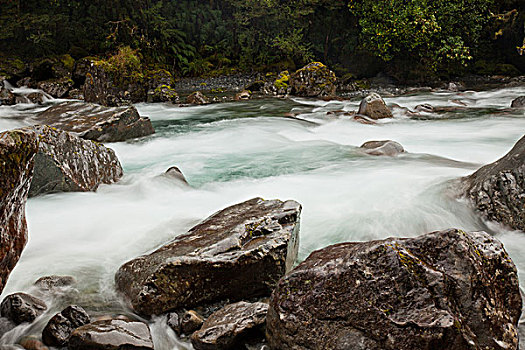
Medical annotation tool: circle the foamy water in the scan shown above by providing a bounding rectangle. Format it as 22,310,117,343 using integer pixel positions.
0,86,524,348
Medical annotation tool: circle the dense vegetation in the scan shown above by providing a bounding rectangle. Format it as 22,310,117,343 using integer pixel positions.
0,0,524,81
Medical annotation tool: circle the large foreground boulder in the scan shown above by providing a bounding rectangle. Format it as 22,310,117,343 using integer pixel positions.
0,129,39,293
42,305,90,347
289,62,337,97
358,93,393,119
68,319,154,350
461,135,524,231
28,125,123,197
35,101,155,142
115,198,301,315
0,293,47,325
267,229,521,350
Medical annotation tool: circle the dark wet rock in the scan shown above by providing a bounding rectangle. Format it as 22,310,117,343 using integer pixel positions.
0,80,15,105
42,305,90,347
267,229,521,350
34,275,76,291
414,103,434,113
181,310,204,335
16,77,33,88
83,63,143,106
447,81,465,92
360,140,405,157
358,93,393,119
0,293,47,325
186,91,209,105
28,125,123,197
163,166,188,185
115,197,301,315
68,319,154,350
289,62,337,97
37,78,73,98
167,312,182,335
35,101,155,142
68,88,83,100
146,85,179,103
511,96,525,108
0,129,39,293
14,92,47,105
234,90,251,101
19,337,48,350
191,301,268,350
461,135,525,231
73,58,92,86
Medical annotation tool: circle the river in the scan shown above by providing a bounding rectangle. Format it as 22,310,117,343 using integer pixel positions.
0,86,524,348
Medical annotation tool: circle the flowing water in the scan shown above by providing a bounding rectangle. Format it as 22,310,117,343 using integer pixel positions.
0,86,525,348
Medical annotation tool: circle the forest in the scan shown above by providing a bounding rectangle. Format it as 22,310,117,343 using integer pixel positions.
0,0,524,81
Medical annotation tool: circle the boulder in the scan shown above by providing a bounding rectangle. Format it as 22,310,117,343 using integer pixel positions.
511,96,525,108
264,71,291,96
42,305,90,347
181,310,204,335
267,229,521,350
0,129,39,293
0,80,15,106
186,91,209,105
461,135,525,231
360,140,405,156
358,93,393,119
83,62,146,106
15,92,47,105
115,198,301,315
28,125,123,197
289,62,337,97
34,275,76,292
191,301,268,350
37,78,73,98
0,293,47,325
35,101,155,142
67,319,154,350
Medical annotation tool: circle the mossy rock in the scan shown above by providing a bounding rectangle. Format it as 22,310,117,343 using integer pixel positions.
289,62,337,97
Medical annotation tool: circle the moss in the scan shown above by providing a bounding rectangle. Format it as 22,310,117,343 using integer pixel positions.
60,54,75,72
274,71,290,90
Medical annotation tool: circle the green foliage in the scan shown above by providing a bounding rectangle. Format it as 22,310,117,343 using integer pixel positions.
348,0,493,72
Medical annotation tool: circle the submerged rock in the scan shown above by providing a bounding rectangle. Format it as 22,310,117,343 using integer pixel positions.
186,91,209,105
0,129,39,293
358,93,393,119
163,166,189,185
34,275,76,292
42,305,90,347
28,125,123,197
289,62,337,97
267,229,521,350
191,301,268,350
360,140,405,156
511,96,525,108
35,101,154,142
68,319,154,350
461,135,524,231
0,293,47,325
115,198,301,315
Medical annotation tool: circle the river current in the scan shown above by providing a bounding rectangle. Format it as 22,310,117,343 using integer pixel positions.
0,86,524,348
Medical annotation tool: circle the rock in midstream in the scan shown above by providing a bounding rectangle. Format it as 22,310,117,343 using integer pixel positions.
42,305,90,347
115,197,301,315
0,128,39,293
360,140,405,156
28,125,123,197
35,101,154,142
191,301,268,350
460,134,524,231
67,319,154,350
0,293,47,325
358,93,393,119
267,229,521,350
